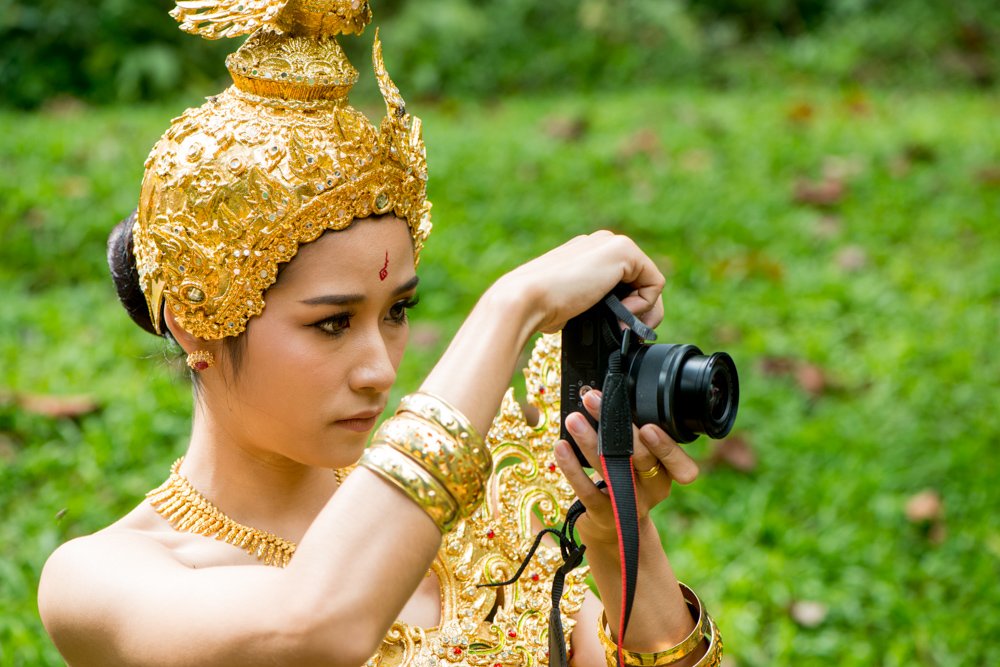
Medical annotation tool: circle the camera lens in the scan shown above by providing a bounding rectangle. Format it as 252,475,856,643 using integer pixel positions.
629,344,739,444
677,352,738,439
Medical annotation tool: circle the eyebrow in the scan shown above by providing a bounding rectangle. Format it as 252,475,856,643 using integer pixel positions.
299,275,420,306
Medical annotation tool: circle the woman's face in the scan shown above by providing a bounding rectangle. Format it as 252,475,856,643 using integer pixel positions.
200,217,418,469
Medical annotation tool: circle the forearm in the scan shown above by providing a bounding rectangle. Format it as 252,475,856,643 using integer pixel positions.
586,519,702,663
420,277,541,434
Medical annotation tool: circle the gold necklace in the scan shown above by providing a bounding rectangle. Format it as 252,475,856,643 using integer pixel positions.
146,457,352,568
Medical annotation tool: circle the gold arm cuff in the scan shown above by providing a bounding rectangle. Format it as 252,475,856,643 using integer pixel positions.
397,392,488,459
374,412,490,516
359,446,460,534
597,583,709,666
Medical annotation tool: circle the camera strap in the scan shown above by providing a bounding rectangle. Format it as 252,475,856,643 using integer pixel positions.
597,338,642,667
481,295,652,666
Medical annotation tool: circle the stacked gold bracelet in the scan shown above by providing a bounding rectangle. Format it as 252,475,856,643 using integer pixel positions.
359,392,492,534
597,583,723,667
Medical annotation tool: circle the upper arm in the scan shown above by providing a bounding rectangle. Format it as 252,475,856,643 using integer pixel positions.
38,533,333,667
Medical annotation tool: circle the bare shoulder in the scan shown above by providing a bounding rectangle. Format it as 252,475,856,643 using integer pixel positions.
38,505,182,665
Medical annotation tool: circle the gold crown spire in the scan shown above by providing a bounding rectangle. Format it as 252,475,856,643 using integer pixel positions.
133,0,431,339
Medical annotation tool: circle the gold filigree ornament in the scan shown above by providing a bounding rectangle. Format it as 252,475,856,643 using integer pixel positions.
367,334,590,667
134,0,431,339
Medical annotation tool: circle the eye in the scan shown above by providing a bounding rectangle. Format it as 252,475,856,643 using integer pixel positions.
387,295,420,325
315,313,352,337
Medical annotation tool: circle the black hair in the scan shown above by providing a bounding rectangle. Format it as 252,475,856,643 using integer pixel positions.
107,210,161,337
107,210,247,376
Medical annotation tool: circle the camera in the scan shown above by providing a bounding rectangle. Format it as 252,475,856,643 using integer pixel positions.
560,287,739,466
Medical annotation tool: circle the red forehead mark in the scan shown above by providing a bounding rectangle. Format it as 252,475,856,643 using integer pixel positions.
379,250,389,281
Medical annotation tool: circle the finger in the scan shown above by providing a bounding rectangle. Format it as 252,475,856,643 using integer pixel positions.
639,424,699,485
638,294,664,330
565,411,600,470
615,237,665,313
581,389,603,420
630,424,661,475
555,441,610,510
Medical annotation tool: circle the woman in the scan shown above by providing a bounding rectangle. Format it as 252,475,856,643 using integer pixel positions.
38,2,721,666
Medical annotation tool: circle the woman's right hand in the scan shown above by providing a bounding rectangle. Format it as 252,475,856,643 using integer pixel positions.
491,230,666,335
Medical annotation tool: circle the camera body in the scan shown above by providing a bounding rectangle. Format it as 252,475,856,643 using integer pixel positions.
560,290,739,467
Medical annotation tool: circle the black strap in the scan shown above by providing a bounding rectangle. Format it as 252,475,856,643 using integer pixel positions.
478,489,594,666
598,347,641,667
480,300,648,666
603,294,657,342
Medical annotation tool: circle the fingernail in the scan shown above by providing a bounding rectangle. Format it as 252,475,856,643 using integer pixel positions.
640,426,660,447
554,441,569,460
566,414,585,435
583,391,602,409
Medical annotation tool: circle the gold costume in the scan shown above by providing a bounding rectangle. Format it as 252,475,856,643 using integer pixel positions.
137,2,720,664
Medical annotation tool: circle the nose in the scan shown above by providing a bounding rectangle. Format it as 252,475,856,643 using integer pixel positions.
348,328,398,394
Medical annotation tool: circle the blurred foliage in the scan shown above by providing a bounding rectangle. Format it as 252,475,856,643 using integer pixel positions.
2,0,998,109
2,83,999,664
0,0,232,109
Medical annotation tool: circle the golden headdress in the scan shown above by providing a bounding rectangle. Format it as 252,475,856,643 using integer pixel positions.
134,0,432,339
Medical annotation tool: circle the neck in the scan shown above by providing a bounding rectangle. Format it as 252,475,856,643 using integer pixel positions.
177,403,339,543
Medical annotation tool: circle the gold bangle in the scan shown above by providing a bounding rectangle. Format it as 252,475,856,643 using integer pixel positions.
397,392,486,454
597,583,708,666
691,615,722,667
359,445,460,534
374,413,490,516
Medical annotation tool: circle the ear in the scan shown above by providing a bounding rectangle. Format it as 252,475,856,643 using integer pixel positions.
163,304,223,358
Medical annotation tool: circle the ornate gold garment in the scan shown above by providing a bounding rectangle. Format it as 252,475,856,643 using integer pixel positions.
368,334,590,666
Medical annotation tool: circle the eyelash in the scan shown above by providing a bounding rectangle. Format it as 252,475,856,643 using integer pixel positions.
314,295,420,338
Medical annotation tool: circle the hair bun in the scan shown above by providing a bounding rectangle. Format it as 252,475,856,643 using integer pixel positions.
107,210,162,337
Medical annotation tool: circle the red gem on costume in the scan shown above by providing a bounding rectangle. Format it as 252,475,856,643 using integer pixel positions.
453,647,463,656
531,573,540,581
508,630,517,639
548,463,557,472
486,529,495,539
538,387,545,394
194,361,209,371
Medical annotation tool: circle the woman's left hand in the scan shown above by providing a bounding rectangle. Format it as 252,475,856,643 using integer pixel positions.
555,389,700,545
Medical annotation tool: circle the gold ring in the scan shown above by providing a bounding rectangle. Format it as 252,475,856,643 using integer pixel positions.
635,463,662,479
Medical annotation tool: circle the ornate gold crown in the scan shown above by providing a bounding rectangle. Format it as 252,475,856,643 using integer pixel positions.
134,0,432,339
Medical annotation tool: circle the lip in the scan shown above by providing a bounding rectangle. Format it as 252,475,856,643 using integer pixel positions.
334,409,382,433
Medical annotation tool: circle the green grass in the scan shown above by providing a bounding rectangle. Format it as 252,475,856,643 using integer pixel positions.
1,85,998,666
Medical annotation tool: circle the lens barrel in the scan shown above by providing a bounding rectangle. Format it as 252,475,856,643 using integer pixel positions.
629,344,739,443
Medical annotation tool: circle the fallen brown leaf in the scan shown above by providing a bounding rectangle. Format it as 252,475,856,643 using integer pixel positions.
18,394,100,419
759,356,797,376
835,245,868,272
793,177,845,208
976,165,1000,188
905,489,943,523
786,101,815,124
542,114,589,143
812,214,842,239
709,434,757,473
795,363,828,398
843,90,871,116
616,127,663,162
